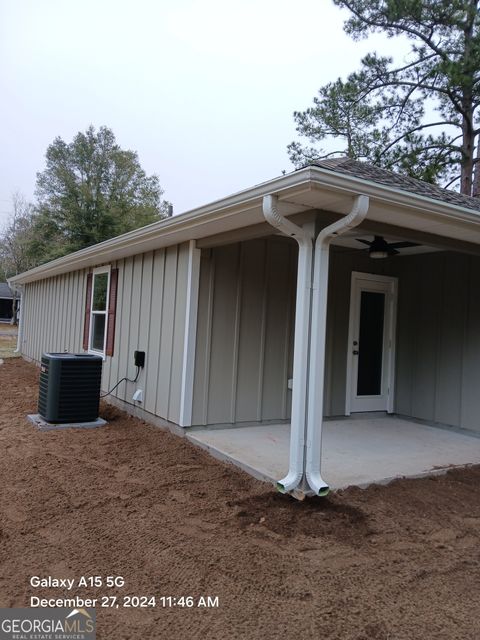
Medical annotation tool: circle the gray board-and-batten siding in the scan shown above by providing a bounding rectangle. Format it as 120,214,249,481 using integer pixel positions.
21,244,190,426
20,236,480,434
326,249,480,431
191,237,297,426
192,239,480,432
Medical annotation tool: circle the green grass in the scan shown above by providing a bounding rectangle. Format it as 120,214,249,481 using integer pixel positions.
0,333,19,358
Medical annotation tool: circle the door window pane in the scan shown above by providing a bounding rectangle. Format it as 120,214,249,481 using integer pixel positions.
357,291,385,396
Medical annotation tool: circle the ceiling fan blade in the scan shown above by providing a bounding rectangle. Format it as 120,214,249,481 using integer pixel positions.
388,241,419,249
356,238,373,246
388,248,400,255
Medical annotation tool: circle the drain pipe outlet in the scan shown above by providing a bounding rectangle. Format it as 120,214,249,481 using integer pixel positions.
306,194,370,495
263,194,313,493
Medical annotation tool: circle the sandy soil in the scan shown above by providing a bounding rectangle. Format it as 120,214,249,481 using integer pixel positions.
1,358,480,639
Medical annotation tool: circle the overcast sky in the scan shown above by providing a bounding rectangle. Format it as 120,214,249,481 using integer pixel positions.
0,0,409,226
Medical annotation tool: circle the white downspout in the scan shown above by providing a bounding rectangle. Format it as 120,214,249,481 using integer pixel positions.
262,194,313,493
305,195,370,495
10,283,24,354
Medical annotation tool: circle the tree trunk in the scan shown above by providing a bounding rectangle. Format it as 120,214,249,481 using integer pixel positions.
461,109,475,195
473,134,480,197
460,6,476,196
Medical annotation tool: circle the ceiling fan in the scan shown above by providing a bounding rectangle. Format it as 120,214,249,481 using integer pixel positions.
356,235,419,259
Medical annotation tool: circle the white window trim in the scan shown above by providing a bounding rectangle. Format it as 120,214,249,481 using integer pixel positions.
88,265,111,359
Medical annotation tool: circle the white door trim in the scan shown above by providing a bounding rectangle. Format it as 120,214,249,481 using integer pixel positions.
345,271,398,415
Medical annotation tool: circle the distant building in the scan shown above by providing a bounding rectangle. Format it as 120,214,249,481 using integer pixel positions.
0,283,14,321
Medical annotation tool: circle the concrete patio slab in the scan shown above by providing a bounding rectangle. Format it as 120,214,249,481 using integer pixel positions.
187,417,480,490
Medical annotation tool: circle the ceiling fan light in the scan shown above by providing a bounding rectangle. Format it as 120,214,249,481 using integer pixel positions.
369,250,389,259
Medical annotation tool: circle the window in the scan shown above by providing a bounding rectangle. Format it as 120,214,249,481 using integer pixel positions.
83,266,119,357
89,267,110,355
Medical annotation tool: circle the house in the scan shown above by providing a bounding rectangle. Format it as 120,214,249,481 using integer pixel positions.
0,283,15,322
9,159,480,497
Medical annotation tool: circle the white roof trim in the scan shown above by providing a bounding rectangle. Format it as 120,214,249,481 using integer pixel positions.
9,166,480,285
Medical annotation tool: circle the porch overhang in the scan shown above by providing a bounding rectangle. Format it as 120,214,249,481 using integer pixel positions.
9,165,480,286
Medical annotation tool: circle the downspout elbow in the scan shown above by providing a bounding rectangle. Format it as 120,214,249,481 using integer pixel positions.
276,470,304,494
305,470,330,497
263,194,313,243
316,194,370,248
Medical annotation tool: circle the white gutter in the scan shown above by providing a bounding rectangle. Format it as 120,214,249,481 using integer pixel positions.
9,166,480,287
307,166,480,225
263,194,314,493
9,170,316,286
305,195,369,496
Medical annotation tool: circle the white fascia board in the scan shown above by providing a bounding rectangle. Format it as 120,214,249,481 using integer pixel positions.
9,165,480,285
8,169,316,286
308,167,480,225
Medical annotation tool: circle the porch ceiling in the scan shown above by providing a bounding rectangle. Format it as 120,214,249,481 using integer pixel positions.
282,184,480,248
330,233,440,256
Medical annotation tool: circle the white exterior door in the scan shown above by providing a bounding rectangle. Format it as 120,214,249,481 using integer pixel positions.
346,272,398,414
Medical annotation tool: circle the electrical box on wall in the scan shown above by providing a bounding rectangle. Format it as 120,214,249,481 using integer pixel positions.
132,389,143,402
134,351,145,368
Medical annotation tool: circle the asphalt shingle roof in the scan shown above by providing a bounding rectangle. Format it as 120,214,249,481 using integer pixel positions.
0,283,13,299
308,158,480,213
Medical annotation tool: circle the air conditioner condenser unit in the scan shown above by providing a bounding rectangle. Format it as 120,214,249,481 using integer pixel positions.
38,353,103,424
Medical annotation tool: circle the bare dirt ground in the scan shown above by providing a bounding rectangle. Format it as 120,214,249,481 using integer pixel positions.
1,358,480,639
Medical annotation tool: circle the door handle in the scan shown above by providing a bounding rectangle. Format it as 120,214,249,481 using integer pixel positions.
352,350,359,355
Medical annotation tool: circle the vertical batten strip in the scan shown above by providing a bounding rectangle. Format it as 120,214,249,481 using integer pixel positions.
230,243,244,423
153,250,167,416
71,272,79,352
142,252,155,412
203,253,215,425
179,240,202,427
282,244,296,419
459,256,471,427
39,281,46,361
166,246,179,420
256,240,269,421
